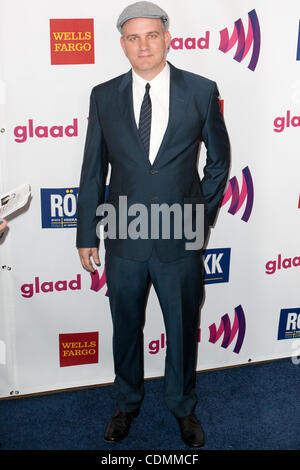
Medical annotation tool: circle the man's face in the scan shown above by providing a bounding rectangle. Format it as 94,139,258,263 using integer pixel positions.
120,17,170,79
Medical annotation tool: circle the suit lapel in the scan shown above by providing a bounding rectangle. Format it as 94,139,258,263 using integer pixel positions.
117,62,188,168
117,69,149,162
152,62,188,168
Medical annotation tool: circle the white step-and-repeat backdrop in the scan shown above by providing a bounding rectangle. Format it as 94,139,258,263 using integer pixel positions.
0,0,299,398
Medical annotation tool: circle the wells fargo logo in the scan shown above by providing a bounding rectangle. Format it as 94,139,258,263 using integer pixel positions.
59,332,99,367
50,18,94,65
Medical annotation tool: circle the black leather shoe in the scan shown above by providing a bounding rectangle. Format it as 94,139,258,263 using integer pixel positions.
176,413,205,448
104,409,139,442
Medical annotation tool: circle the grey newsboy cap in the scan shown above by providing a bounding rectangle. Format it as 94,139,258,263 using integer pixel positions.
117,1,169,33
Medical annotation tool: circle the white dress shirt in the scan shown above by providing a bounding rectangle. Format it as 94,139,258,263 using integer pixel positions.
132,62,170,165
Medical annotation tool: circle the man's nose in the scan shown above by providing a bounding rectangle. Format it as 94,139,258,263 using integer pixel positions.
139,37,149,50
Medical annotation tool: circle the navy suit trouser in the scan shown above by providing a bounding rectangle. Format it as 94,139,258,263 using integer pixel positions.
104,245,204,418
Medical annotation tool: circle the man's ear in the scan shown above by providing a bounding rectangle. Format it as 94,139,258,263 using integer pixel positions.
164,30,171,50
120,36,126,55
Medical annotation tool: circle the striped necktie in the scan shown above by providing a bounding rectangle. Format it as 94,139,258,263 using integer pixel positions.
138,82,152,157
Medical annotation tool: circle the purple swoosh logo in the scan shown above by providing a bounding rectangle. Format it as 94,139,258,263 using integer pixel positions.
219,9,261,71
209,304,246,354
90,267,109,296
221,166,254,222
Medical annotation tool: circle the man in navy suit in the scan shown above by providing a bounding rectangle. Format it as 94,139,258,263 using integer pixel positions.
76,1,230,447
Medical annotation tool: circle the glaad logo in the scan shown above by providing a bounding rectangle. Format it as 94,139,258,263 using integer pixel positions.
170,32,209,51
278,308,300,340
219,9,261,71
170,9,260,72
265,253,300,275
297,20,300,60
20,275,81,298
203,248,231,284
273,110,300,133
209,304,246,354
40,188,78,228
221,166,254,222
14,119,78,143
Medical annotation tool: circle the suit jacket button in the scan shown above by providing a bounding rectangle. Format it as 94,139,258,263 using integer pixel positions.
149,169,158,174
150,195,157,201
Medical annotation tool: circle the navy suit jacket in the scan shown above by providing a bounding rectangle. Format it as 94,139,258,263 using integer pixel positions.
76,61,230,262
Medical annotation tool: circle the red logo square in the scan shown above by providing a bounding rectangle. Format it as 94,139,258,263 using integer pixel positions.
50,18,94,65
59,331,99,367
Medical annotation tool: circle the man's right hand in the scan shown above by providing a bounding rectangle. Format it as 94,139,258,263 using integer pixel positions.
0,218,7,232
78,247,100,272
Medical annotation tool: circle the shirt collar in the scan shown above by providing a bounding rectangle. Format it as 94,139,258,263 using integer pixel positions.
132,62,170,93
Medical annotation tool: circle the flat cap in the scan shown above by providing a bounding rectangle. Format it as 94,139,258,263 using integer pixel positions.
117,1,169,33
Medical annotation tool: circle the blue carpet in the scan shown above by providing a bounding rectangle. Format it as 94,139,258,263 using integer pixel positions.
0,358,299,450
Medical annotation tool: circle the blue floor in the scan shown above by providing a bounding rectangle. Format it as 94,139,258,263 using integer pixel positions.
0,358,299,450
